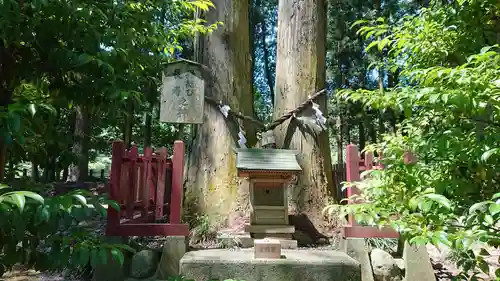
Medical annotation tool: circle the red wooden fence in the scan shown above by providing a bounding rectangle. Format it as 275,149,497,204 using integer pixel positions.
343,144,400,238
105,140,189,237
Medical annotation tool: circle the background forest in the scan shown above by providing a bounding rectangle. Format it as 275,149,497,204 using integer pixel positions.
1,0,500,280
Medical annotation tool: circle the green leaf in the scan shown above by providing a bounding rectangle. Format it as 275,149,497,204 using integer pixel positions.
351,19,368,28
479,248,490,256
366,41,379,52
106,200,120,212
480,45,495,54
484,214,494,225
422,194,451,209
78,246,90,267
37,206,50,223
112,244,136,253
28,104,36,116
98,248,108,266
90,248,98,268
481,148,499,162
489,203,500,216
469,201,492,213
72,194,87,206
409,236,427,245
477,259,489,274
9,194,26,212
15,191,44,204
110,248,124,265
409,196,419,211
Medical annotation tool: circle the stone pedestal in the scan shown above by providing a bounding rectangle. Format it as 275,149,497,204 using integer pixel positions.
155,236,188,279
254,239,281,259
180,249,361,281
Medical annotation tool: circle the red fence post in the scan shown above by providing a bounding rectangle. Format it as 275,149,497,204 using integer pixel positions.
155,147,168,220
142,147,153,219
170,141,184,224
346,144,361,226
107,140,124,234
126,146,138,219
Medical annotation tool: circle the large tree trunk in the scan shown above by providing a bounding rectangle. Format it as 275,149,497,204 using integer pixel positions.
184,1,254,229
274,0,334,229
67,105,90,182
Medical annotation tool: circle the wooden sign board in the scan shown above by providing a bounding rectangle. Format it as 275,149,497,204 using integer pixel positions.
160,61,205,124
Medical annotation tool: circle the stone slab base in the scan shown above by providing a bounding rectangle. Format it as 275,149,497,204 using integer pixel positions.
340,238,374,281
217,232,297,249
403,241,435,281
180,249,361,281
245,224,295,234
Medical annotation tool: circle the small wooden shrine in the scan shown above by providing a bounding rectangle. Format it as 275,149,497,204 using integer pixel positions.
236,148,302,241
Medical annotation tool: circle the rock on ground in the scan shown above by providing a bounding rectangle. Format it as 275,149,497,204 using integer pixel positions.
370,248,403,281
129,250,159,279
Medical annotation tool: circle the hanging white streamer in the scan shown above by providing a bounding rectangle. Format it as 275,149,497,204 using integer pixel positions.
311,102,327,130
218,103,247,148
219,104,230,118
238,127,247,148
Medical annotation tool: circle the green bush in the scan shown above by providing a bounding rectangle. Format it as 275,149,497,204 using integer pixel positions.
0,183,134,277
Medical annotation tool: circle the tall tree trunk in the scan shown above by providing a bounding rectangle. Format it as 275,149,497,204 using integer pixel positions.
185,0,255,228
334,0,345,165
274,0,334,228
67,105,90,182
250,0,257,86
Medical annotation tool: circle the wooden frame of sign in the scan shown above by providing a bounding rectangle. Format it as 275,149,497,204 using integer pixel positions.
160,59,205,124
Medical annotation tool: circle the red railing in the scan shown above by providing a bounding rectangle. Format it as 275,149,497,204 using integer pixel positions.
105,140,188,237
343,144,399,238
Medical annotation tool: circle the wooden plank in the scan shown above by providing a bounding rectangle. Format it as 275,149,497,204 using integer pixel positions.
126,146,138,219
164,161,173,217
170,141,184,224
155,147,168,220
142,147,153,219
159,62,205,124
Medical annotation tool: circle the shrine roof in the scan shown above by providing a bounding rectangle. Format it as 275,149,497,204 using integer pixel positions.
236,148,302,172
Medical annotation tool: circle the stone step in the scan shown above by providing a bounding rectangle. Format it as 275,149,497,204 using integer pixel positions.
180,248,361,281
216,232,297,249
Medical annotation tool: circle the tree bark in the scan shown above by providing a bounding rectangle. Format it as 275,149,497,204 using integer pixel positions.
67,105,90,182
274,0,334,229
184,0,255,228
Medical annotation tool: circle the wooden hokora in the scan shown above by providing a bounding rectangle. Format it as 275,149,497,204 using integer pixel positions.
160,59,205,124
235,148,301,243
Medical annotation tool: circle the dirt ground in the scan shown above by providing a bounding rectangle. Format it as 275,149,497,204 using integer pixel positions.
428,244,500,281
0,265,81,281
